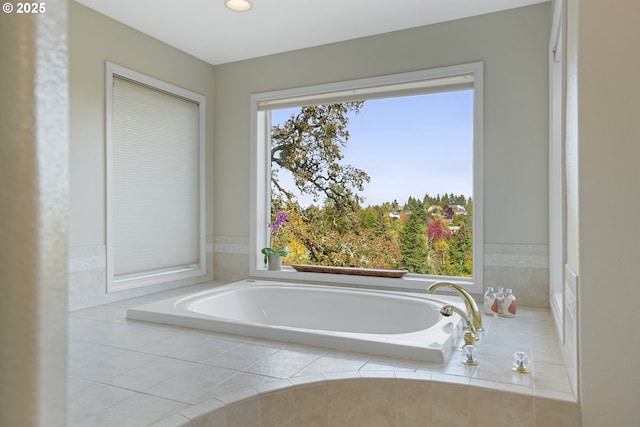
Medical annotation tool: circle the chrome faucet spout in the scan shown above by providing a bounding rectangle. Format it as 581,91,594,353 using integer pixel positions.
427,282,483,332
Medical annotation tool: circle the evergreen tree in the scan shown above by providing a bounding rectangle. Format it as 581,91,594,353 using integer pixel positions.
423,193,436,207
448,224,473,277
399,212,429,274
464,198,473,227
453,194,467,206
403,195,427,223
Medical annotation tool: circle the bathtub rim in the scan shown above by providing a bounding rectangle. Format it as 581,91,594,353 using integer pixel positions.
127,279,466,363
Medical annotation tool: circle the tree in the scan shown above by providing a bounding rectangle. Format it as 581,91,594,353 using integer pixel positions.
431,239,452,276
404,196,427,223
282,199,401,269
426,218,451,241
359,206,378,229
448,224,473,277
426,218,453,275
270,102,369,207
399,212,429,274
267,101,474,277
269,102,376,266
464,198,473,227
452,194,467,206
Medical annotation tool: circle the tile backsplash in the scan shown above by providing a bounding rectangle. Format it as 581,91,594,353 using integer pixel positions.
68,239,215,311
69,241,552,312
484,243,550,308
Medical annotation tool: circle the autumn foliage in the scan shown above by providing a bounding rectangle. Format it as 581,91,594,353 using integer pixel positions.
269,102,473,277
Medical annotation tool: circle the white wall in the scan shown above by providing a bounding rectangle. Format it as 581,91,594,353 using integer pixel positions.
570,0,640,425
0,1,69,425
68,2,217,309
213,3,552,305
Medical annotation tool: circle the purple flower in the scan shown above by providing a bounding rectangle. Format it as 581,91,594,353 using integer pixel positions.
269,211,288,233
262,211,289,264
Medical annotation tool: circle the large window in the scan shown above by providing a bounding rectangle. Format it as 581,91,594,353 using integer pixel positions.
106,62,206,292
250,63,483,292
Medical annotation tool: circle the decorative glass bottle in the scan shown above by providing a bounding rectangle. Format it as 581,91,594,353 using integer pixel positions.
484,287,496,315
492,287,504,316
501,288,516,317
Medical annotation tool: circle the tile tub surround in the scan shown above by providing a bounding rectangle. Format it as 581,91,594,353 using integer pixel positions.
68,241,215,311
68,282,578,427
484,243,550,308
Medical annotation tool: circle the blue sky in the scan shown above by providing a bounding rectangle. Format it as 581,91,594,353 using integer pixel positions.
271,89,473,207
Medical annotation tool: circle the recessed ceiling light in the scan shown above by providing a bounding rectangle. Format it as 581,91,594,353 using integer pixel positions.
224,0,253,12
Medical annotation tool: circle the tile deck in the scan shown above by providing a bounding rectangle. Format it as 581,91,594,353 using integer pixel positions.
67,281,575,426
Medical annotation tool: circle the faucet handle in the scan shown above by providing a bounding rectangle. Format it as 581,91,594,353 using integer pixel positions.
461,344,479,365
463,331,477,345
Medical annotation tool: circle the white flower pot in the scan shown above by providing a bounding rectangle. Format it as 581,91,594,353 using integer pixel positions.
268,254,282,271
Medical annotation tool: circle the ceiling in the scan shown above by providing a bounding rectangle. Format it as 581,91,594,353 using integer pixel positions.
75,0,548,65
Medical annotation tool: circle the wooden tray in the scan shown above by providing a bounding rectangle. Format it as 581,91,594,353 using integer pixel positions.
292,264,408,278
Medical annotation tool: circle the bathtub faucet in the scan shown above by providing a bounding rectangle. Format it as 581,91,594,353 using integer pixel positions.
440,305,478,344
427,282,483,332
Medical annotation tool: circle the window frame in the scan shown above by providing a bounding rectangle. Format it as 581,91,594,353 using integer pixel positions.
105,61,207,293
249,62,483,294
549,0,567,341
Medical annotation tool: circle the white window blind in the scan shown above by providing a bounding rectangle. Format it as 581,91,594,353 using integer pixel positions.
107,63,206,291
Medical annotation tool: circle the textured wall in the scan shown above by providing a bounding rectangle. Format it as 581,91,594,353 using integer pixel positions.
573,0,640,425
0,1,69,425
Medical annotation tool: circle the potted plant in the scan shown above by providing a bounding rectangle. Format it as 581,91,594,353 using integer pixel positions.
261,211,288,270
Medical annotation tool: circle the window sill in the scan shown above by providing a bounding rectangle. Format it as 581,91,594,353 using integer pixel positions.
250,266,478,295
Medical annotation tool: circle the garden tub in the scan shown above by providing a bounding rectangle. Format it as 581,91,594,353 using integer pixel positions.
127,279,464,362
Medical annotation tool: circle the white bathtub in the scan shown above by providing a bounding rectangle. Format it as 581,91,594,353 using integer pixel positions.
127,280,464,362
